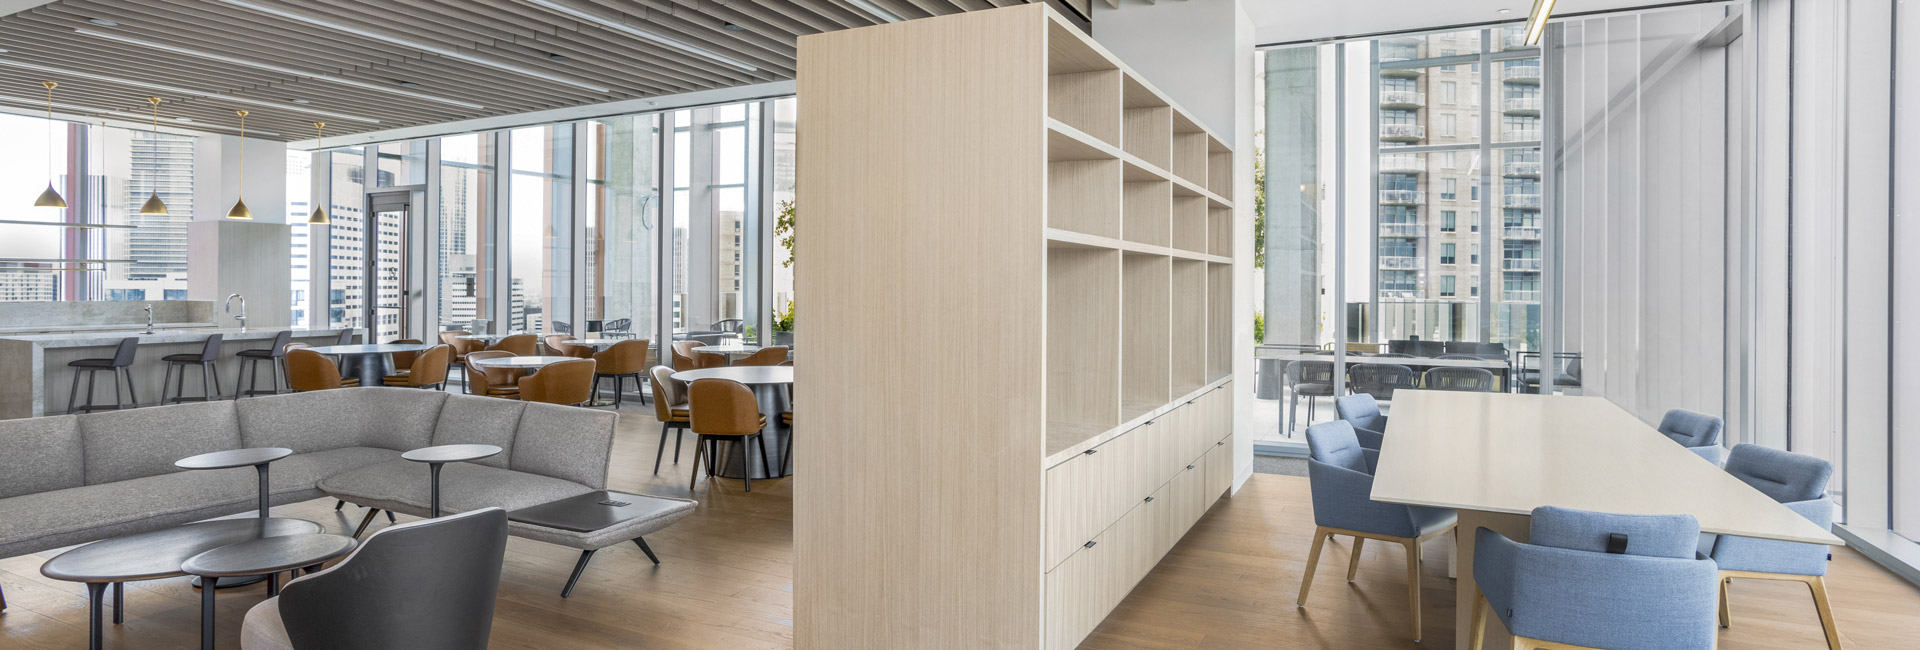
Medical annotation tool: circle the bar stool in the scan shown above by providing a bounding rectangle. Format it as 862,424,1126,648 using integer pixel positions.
163,333,225,403
66,337,139,413
234,330,292,398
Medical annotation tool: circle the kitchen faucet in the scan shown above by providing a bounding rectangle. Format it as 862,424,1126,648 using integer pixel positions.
225,294,248,332
143,304,154,334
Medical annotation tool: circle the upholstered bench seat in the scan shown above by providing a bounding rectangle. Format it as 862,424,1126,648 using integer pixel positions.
0,470,257,559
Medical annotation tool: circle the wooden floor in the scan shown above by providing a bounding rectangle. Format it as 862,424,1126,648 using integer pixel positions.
2,401,1917,649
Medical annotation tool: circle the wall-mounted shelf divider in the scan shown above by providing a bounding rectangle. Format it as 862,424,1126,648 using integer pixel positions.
798,6,1236,649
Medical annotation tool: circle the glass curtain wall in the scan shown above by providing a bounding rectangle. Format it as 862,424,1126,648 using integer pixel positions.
509,125,575,334
289,151,312,327
670,105,758,337
586,115,661,347
326,147,366,330
771,98,797,346
439,134,493,332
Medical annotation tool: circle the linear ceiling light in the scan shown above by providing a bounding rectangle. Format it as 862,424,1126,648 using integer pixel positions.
1524,0,1557,46
75,28,484,110
0,58,377,123
845,0,903,23
215,0,613,93
525,0,756,72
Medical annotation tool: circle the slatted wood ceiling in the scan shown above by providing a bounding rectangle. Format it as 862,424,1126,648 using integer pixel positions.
0,0,1040,141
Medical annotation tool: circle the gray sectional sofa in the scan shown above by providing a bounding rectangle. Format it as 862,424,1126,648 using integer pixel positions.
0,387,692,608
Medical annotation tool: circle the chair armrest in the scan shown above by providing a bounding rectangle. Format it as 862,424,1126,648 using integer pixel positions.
1711,497,1834,576
1506,540,1720,648
1471,527,1523,620
1307,460,1418,538
1353,427,1385,451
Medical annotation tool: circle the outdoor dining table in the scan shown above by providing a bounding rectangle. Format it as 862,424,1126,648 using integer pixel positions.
671,365,793,480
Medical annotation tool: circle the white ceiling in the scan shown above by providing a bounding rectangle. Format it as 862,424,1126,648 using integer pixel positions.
1244,0,1712,46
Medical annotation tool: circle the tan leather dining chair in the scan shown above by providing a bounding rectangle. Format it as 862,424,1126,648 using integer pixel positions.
439,331,476,387
388,339,425,370
464,350,523,399
488,334,537,356
671,340,721,369
543,334,577,356
382,345,451,390
519,358,597,406
649,365,692,474
736,346,790,367
590,339,649,409
287,349,359,391
688,378,772,493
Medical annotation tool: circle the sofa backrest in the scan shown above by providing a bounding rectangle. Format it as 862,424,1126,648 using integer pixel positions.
430,394,526,470
509,402,616,489
236,388,446,452
0,414,85,499
79,401,244,485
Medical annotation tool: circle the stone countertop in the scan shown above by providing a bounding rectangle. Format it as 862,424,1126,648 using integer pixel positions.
0,327,351,349
0,322,217,335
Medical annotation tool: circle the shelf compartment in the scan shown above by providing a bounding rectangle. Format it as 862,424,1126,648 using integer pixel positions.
1049,121,1120,162
1048,159,1121,239
1122,180,1171,247
1121,74,1171,170
1171,259,1207,395
1171,132,1208,187
1207,207,1231,257
1050,65,1122,148
1207,149,1232,197
1049,247,1121,450
1121,252,1171,423
1207,262,1231,382
1171,196,1208,254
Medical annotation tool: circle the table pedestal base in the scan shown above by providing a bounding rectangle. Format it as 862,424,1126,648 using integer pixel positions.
1452,509,1531,650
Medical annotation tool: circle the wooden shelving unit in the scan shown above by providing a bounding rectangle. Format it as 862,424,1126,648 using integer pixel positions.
796,6,1236,649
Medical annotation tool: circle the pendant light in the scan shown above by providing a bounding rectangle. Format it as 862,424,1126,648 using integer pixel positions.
306,122,329,224
138,97,169,215
33,81,68,209
226,109,252,220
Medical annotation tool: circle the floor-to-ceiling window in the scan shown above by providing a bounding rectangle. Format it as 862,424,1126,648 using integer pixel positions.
288,151,312,327
586,115,661,346
439,134,493,332
327,147,366,330
509,125,574,334
669,105,759,337
771,97,797,347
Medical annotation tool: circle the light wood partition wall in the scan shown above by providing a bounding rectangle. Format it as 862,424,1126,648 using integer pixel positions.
796,6,1236,649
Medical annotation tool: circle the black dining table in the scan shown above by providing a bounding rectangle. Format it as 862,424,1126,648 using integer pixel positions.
305,343,433,387
671,366,793,480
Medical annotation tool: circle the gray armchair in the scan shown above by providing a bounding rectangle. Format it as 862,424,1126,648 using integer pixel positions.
1706,444,1841,650
241,508,509,650
1656,409,1727,466
1285,360,1336,434
1332,393,1389,449
1298,421,1455,641
1424,366,1495,392
1347,363,1416,404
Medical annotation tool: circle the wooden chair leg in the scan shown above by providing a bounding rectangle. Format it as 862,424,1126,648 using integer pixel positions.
1469,589,1488,650
1404,537,1423,641
1808,576,1843,650
1346,536,1366,581
1718,575,1732,628
1298,526,1328,606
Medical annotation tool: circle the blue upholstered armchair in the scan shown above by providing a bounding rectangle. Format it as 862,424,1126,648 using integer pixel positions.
1299,421,1455,641
1470,507,1720,650
1333,394,1388,449
1707,444,1842,649
1657,409,1728,466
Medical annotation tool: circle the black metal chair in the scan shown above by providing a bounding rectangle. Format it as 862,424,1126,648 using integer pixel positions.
235,330,293,398
1286,360,1337,434
239,508,508,650
553,321,573,335
1424,366,1496,392
1348,362,1417,402
163,333,224,403
66,337,139,413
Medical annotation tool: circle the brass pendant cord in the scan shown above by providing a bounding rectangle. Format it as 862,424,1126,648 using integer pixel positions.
35,81,69,209
139,97,169,216
308,122,329,224
227,109,253,219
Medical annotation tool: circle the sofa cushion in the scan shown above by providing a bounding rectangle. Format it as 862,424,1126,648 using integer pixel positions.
317,459,594,517
269,447,405,499
79,401,243,485
0,414,84,499
430,395,525,469
0,470,253,558
509,403,616,489
236,388,446,452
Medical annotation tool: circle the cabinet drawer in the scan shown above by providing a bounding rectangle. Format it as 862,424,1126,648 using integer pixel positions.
1167,460,1205,547
1044,526,1107,650
1046,443,1108,571
1203,438,1232,511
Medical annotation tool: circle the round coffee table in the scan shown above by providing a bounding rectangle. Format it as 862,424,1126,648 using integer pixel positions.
41,518,323,650
182,533,357,650
402,444,503,517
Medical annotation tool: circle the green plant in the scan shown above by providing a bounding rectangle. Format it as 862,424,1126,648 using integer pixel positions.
772,299,795,332
775,199,797,268
1253,309,1265,344
1252,140,1266,270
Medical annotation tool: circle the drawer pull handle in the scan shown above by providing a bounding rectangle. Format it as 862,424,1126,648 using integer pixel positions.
1217,441,1225,446
1187,465,1195,470
1144,496,1154,503
1084,449,1098,455
1084,541,1098,549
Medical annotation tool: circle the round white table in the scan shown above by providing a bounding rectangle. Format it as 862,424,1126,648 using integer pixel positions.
306,343,432,387
671,366,793,479
471,355,578,372
693,344,761,365
455,333,525,344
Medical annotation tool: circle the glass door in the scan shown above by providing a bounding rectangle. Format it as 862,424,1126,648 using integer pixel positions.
363,188,421,343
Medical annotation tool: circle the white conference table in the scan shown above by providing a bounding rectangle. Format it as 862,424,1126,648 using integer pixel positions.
1370,390,1843,650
